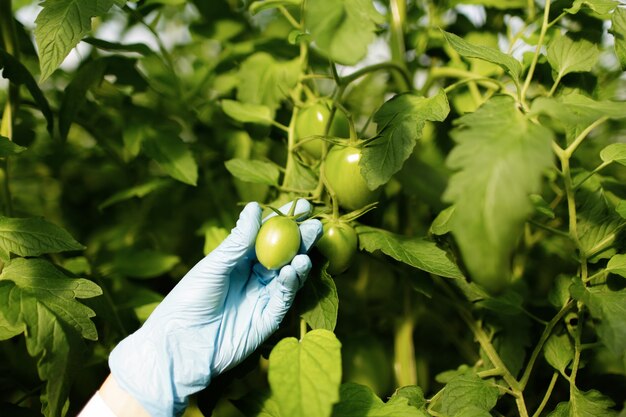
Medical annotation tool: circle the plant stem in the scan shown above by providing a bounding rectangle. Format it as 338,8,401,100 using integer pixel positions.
520,300,574,388
564,117,609,158
547,73,562,97
389,0,410,91
339,61,412,90
531,371,559,417
299,317,308,340
520,0,551,108
278,5,301,29
573,160,611,189
394,285,417,386
559,155,579,245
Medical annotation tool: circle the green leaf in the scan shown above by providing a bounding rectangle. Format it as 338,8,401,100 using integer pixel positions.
268,329,342,417
0,258,101,417
142,134,198,186
430,205,455,235
112,249,180,279
237,52,299,114
565,0,618,17
0,135,27,156
600,143,626,166
547,387,617,417
617,200,626,219
544,333,574,373
222,100,275,125
571,280,626,356
441,30,522,81
443,96,553,293
99,179,171,210
304,0,384,66
0,49,54,132
387,386,427,411
531,194,556,219
250,0,301,15
356,225,464,279
59,59,107,140
449,0,526,8
607,254,626,278
333,383,428,417
299,265,338,331
364,90,450,189
225,158,281,186
612,7,626,70
440,371,499,416
35,0,120,81
202,226,229,255
0,216,85,261
547,33,599,81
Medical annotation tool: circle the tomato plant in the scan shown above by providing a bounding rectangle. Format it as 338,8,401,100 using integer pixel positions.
255,216,301,270
1,0,626,417
316,219,357,275
295,100,349,159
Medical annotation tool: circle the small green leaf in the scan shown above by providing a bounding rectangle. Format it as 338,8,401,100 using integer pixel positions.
547,33,599,81
305,0,384,66
142,134,198,186
600,143,626,166
59,59,107,140
113,249,180,279
443,96,554,293
225,158,281,186
388,385,427,411
83,37,153,55
543,333,574,373
250,0,300,15
430,206,456,235
0,49,54,132
364,90,450,189
441,30,522,81
565,0,618,17
571,280,626,356
99,179,171,210
612,7,626,70
440,371,500,416
607,254,626,278
0,135,27,156
268,329,342,417
222,100,275,125
617,200,626,219
299,265,338,331
547,387,617,417
531,194,556,219
333,383,428,417
356,225,464,279
0,217,85,261
35,0,120,81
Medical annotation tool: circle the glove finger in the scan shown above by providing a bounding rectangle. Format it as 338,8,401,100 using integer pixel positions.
263,198,312,222
264,254,312,321
192,202,261,278
298,218,323,253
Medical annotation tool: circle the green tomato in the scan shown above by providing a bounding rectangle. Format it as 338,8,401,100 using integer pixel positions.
255,216,301,270
317,219,358,275
323,145,380,211
295,101,349,159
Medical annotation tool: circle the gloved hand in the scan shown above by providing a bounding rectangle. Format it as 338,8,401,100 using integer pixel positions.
108,199,322,417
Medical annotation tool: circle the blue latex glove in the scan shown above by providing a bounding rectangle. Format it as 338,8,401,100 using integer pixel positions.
109,199,322,417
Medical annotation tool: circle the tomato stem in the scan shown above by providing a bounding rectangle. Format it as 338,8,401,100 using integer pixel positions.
520,0,551,109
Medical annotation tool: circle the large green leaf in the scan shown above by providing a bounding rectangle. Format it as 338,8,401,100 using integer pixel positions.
225,158,281,186
237,52,299,114
565,0,619,16
0,49,54,132
304,0,384,66
222,100,275,125
443,96,553,293
543,333,574,373
0,216,85,261
0,258,101,417
268,329,342,417
547,33,599,81
142,134,198,186
612,7,626,70
440,371,499,416
570,280,626,357
441,31,522,81
299,265,338,331
112,249,180,279
34,0,123,81
99,179,171,210
355,225,463,279
607,253,626,278
333,383,428,417
363,90,449,189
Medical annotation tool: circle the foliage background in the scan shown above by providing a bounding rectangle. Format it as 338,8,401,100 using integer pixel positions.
0,0,625,416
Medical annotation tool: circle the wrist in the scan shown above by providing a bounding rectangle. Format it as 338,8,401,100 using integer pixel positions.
100,374,151,417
